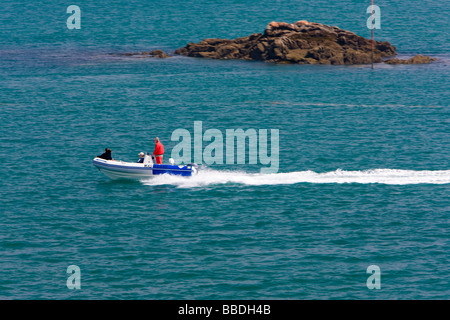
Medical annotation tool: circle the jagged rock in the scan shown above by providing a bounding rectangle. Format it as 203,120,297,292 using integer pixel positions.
120,50,170,58
175,20,397,65
384,54,438,64
148,50,170,58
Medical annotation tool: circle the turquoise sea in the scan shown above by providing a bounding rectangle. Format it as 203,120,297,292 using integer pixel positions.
1,1,449,299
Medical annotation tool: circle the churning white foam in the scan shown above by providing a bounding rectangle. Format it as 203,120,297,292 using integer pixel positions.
141,168,450,188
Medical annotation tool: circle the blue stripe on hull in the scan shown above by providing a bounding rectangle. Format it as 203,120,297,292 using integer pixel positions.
152,168,192,176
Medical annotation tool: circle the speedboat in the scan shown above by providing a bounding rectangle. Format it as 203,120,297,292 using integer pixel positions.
92,153,198,180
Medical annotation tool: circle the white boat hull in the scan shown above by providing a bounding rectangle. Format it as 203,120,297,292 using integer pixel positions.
92,158,197,180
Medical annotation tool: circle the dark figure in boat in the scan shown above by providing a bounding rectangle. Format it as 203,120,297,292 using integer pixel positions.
97,148,113,160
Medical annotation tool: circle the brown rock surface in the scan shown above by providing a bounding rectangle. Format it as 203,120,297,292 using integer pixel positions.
384,54,438,64
121,50,170,58
175,20,397,65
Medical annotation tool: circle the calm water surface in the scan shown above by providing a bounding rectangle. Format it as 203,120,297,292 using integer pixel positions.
0,0,449,299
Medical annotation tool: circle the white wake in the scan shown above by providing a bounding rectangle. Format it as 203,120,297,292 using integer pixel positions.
141,168,450,188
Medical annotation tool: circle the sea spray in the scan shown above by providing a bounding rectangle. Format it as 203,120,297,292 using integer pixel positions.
141,168,450,188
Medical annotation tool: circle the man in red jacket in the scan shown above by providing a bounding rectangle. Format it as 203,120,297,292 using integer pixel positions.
153,137,164,164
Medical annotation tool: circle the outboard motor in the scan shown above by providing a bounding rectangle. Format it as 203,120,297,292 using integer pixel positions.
143,152,153,166
188,163,199,175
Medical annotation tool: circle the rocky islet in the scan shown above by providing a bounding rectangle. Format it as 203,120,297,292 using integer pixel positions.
125,20,437,65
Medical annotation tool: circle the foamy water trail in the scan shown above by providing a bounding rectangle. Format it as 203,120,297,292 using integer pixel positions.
141,168,450,188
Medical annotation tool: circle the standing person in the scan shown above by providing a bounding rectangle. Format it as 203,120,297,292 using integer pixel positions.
97,148,113,160
152,137,164,164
